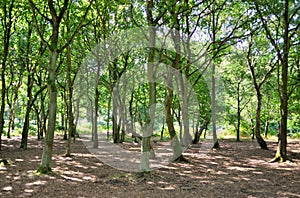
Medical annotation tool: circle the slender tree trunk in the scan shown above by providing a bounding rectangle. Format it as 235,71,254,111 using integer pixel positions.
264,120,269,139
193,120,209,144
112,91,120,143
237,83,241,142
93,88,99,148
0,59,7,150
211,62,220,148
33,104,41,140
106,94,111,140
7,80,21,138
0,0,15,150
251,118,255,141
255,93,268,150
160,122,164,141
38,50,58,173
273,0,289,162
65,45,74,156
21,74,34,149
0,33,7,151
40,94,47,139
165,83,182,161
92,61,100,148
211,4,220,149
61,93,67,140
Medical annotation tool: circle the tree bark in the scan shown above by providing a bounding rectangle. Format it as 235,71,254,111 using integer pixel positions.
7,81,21,138
140,2,156,171
165,70,183,161
211,3,220,149
38,50,58,173
193,120,209,144
273,0,289,162
264,120,269,139
237,82,241,142
20,74,33,149
0,0,15,150
255,93,268,150
65,44,74,156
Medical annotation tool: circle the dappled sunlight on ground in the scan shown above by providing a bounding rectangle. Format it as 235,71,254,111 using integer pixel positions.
0,136,299,197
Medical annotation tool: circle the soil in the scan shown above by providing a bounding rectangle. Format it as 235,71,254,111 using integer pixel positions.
0,135,299,198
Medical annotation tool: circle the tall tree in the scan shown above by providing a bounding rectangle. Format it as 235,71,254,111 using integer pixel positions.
254,0,300,161
28,0,92,173
246,33,277,150
0,0,16,150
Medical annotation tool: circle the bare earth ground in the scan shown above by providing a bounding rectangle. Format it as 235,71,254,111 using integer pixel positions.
0,135,300,198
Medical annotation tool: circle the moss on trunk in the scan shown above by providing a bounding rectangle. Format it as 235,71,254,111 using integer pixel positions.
37,164,52,175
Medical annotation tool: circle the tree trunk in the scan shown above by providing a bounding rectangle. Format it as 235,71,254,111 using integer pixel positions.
255,93,268,150
160,123,164,141
277,121,280,143
165,71,183,161
251,118,255,141
33,104,42,140
93,87,99,148
140,13,156,171
264,120,269,139
211,62,220,148
112,94,120,143
92,61,100,149
193,120,209,144
106,94,111,140
0,0,15,150
211,4,220,149
237,83,241,142
21,74,33,149
0,33,7,151
272,0,289,162
61,94,67,140
40,94,47,139
7,81,21,138
37,50,58,174
65,44,74,156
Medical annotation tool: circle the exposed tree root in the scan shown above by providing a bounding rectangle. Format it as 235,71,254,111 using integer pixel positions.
269,155,292,163
36,165,52,175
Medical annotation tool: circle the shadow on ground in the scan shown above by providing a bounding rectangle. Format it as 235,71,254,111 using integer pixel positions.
0,136,299,197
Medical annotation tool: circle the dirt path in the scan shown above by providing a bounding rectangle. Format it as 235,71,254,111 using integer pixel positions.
0,136,299,197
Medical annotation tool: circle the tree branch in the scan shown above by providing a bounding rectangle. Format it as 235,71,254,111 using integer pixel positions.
59,0,93,52
254,1,283,62
28,0,50,49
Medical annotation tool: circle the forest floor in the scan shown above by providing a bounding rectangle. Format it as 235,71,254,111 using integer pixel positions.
0,135,300,198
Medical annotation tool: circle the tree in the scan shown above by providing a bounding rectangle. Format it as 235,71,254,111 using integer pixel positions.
246,33,278,150
20,17,47,149
0,0,16,150
201,0,252,148
254,0,300,161
28,0,92,173
222,52,252,142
